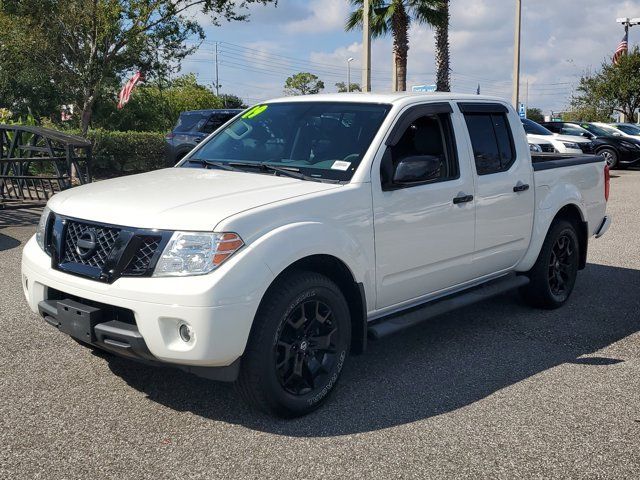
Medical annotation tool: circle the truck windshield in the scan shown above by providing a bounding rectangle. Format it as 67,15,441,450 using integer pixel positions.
183,102,391,181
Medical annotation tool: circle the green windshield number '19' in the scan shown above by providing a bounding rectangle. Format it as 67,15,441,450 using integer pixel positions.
242,105,268,119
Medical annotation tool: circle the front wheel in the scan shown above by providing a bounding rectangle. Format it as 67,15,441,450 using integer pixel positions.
236,271,351,417
520,220,580,309
598,147,618,169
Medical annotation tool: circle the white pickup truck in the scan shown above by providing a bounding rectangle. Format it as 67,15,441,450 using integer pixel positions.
22,93,611,417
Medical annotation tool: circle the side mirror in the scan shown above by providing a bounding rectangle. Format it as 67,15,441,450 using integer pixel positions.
393,155,442,185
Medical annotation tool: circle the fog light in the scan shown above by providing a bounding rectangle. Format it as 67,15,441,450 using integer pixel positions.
178,323,194,343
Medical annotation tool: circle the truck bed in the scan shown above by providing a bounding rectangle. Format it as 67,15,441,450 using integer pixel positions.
531,153,604,171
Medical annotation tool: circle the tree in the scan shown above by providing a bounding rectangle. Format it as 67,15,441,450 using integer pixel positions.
346,0,444,92
434,0,450,92
526,108,544,123
284,73,325,95
93,74,224,132
335,82,362,92
569,48,640,122
0,0,275,134
219,94,246,108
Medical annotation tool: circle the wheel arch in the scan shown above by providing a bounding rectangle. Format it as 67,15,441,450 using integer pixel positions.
517,201,589,272
257,254,368,355
554,204,588,269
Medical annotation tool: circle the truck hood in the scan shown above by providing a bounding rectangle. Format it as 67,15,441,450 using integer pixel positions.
48,168,341,231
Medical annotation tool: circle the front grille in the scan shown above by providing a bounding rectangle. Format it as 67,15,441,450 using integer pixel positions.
63,220,120,268
124,236,162,275
52,216,169,282
540,144,556,153
579,142,595,154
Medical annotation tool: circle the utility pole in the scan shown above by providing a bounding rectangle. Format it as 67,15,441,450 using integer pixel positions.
214,42,220,96
362,0,372,92
392,51,397,92
347,57,354,92
512,0,522,108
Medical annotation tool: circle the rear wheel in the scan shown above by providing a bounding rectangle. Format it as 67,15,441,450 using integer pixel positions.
236,271,351,417
521,220,580,309
598,147,618,169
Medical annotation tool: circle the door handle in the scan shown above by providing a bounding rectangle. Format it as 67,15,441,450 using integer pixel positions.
453,194,474,204
194,138,203,143
513,183,530,192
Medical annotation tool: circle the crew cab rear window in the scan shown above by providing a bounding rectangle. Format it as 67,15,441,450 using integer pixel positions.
462,110,516,175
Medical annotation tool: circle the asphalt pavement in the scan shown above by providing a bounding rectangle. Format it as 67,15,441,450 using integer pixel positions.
1,170,640,479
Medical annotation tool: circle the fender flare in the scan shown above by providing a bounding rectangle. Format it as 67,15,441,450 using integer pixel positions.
517,183,588,272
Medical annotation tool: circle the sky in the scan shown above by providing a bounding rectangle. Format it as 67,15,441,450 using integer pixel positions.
179,0,640,114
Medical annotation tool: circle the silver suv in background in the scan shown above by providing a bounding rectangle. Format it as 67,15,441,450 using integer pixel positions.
165,109,242,165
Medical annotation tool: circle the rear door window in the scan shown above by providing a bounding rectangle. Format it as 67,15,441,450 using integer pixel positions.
202,113,235,134
174,113,207,132
463,112,515,175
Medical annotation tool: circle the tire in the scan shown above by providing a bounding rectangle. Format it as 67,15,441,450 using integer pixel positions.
520,219,580,309
598,147,618,169
236,271,351,417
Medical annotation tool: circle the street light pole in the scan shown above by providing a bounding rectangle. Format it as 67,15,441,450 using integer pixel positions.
362,0,372,92
512,0,522,108
347,57,354,92
214,42,220,97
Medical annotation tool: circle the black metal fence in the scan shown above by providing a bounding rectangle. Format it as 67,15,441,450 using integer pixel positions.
0,125,92,208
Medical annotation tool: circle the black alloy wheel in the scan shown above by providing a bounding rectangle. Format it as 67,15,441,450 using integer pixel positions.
236,271,351,417
520,219,580,309
275,299,339,396
547,233,577,301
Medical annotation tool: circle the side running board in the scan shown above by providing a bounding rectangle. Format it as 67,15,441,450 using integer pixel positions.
368,273,530,339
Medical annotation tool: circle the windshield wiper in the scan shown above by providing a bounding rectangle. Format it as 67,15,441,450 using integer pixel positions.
187,159,243,172
228,162,329,183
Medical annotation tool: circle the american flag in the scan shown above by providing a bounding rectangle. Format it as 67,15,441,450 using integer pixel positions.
117,71,143,109
613,32,629,65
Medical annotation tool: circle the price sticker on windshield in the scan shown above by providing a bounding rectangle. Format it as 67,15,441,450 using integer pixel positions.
242,105,268,119
331,160,351,171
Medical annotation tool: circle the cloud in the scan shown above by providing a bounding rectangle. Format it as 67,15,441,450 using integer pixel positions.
284,0,350,34
182,0,640,111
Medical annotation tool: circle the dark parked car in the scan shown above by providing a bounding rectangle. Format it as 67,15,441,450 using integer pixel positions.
165,109,242,165
540,121,640,169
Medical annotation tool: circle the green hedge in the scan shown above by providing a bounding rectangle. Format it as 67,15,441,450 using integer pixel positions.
85,129,167,177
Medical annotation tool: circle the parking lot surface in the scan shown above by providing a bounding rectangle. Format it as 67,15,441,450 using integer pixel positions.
1,170,640,479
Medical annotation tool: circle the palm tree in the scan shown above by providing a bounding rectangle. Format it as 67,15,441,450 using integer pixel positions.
346,0,444,92
435,0,450,92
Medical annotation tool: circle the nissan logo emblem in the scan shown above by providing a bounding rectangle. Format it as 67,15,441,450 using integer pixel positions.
76,229,98,259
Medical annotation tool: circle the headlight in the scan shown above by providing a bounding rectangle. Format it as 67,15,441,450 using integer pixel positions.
35,206,51,252
153,232,244,277
562,142,580,149
529,143,542,153
620,141,640,150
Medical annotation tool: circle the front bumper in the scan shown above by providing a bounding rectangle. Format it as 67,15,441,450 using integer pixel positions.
618,148,640,165
22,235,273,371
